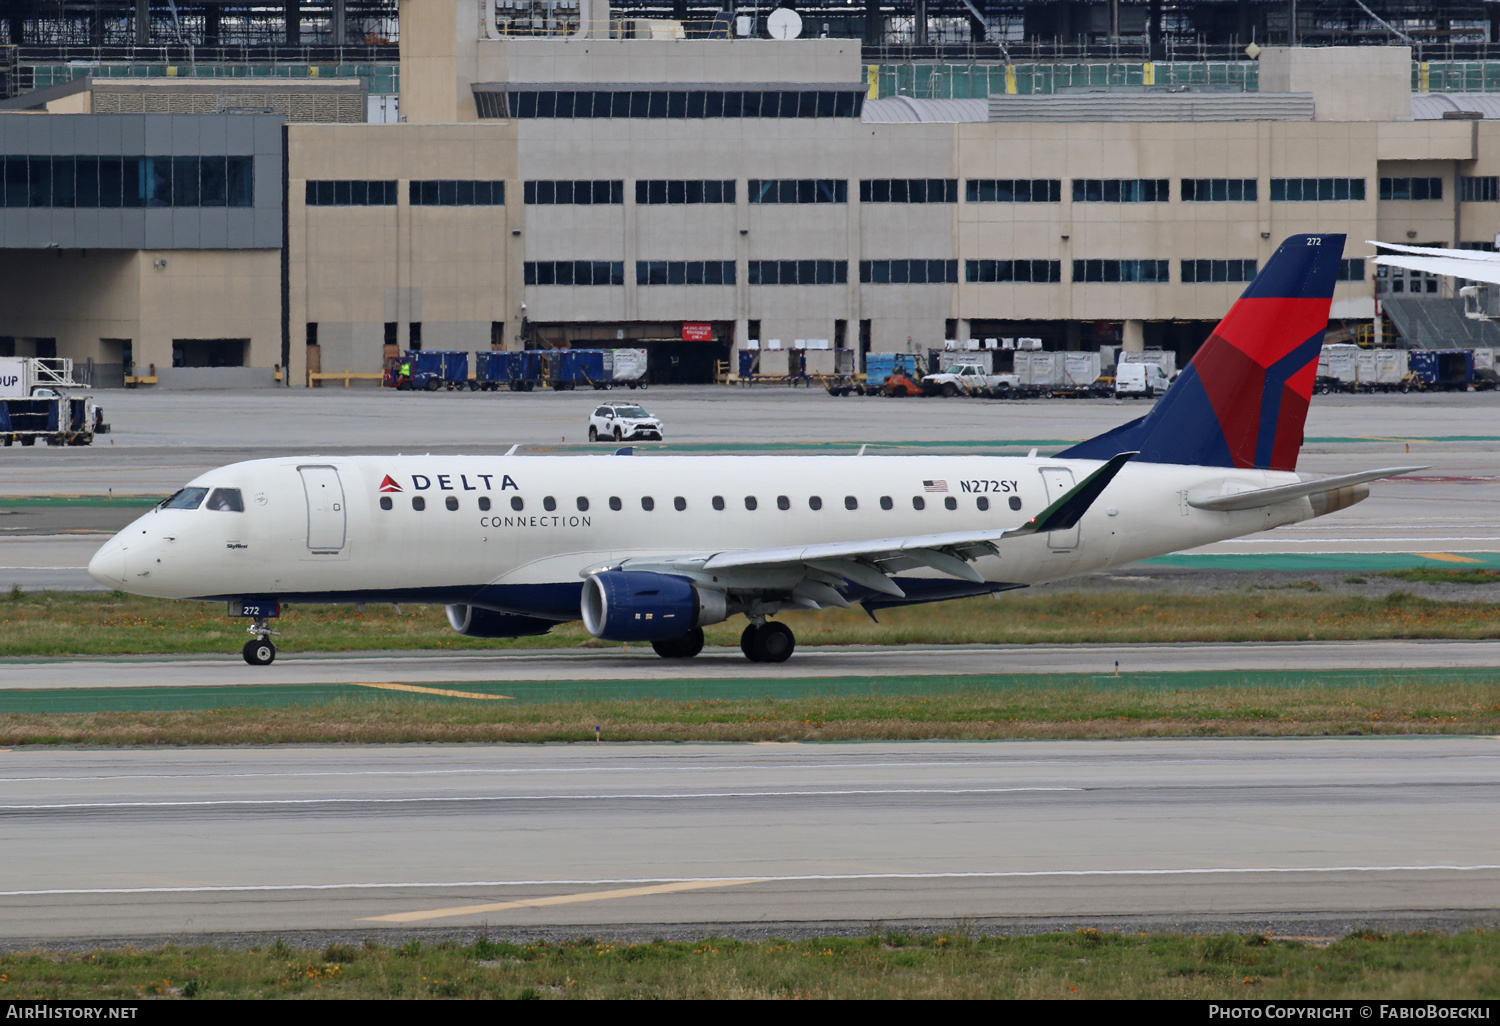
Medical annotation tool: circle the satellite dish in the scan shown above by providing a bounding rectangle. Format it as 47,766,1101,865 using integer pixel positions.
766,7,802,39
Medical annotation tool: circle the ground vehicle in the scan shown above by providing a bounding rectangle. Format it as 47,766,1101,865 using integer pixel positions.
384,351,469,391
923,363,1019,397
1,392,109,446
1115,362,1170,398
588,403,663,441
881,371,928,397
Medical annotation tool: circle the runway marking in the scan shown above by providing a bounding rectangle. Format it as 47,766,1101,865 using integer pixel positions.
1414,552,1486,564
358,879,765,923
352,682,513,701
4,866,1499,899
0,787,1081,812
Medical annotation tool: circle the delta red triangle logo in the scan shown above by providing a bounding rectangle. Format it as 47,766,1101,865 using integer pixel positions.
378,475,403,493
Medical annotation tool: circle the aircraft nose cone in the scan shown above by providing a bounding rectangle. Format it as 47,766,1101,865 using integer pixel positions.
88,539,127,589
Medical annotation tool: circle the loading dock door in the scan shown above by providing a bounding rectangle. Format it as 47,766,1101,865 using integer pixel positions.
1037,467,1079,550
299,465,347,552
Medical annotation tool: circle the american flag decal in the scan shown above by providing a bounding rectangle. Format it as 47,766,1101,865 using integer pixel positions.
923,480,948,493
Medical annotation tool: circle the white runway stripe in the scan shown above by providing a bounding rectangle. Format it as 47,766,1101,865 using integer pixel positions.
0,786,1082,811
3,865,1498,898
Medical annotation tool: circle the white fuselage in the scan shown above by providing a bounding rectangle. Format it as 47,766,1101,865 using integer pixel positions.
89,453,1325,615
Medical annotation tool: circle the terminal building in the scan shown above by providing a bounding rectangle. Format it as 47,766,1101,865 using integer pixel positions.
3,0,1500,385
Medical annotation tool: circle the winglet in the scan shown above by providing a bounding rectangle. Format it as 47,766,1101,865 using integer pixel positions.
1012,452,1135,536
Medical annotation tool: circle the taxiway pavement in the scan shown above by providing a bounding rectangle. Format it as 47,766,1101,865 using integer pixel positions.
1,738,1495,941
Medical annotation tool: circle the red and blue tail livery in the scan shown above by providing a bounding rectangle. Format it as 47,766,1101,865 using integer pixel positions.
1061,233,1345,470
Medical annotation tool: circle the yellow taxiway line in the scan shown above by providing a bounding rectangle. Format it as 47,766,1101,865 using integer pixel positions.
352,682,514,700
1414,552,1485,564
358,879,765,923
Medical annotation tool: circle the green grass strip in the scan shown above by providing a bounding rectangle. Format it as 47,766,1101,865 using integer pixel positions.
1142,552,1500,571
5,929,1499,999
3,666,1497,715
0,495,162,508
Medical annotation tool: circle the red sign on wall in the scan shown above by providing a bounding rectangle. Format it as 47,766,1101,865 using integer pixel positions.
682,323,713,342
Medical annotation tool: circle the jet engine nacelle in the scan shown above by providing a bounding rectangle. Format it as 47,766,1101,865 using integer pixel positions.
445,604,557,638
580,570,729,641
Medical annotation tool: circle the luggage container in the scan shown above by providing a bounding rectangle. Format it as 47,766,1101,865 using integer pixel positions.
937,350,999,374
1408,349,1473,391
804,349,837,377
558,349,613,390
1015,351,1065,389
1062,352,1103,392
612,348,648,387
505,349,547,391
474,351,513,391
1117,348,1177,378
863,353,918,384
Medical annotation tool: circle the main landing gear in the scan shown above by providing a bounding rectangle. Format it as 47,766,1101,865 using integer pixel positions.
650,627,705,659
646,621,797,662
740,621,795,664
242,618,280,666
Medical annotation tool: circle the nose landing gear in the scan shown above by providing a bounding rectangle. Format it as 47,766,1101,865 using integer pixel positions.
242,618,280,665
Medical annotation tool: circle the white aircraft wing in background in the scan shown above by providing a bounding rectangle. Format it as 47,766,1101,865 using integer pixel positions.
1370,240,1500,285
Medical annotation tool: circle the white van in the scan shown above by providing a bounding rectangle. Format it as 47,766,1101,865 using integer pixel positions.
1116,361,1170,399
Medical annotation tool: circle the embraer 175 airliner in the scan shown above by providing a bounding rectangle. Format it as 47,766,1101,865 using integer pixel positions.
90,234,1420,665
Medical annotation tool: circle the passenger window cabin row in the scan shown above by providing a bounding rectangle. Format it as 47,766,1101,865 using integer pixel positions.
377,494,1025,513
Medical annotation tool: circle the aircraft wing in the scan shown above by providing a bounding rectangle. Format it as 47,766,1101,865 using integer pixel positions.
609,452,1135,600
1188,466,1426,512
1369,240,1500,285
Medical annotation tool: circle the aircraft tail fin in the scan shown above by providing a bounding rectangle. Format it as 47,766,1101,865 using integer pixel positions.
1059,233,1345,471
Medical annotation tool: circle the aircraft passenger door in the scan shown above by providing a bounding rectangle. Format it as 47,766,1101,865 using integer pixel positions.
298,465,347,553
1037,467,1080,550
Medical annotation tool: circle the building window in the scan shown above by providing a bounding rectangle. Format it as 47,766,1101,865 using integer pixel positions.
1,156,253,208
1461,176,1499,202
485,88,864,120
409,180,505,205
859,259,959,284
965,179,1061,203
965,259,1062,283
1338,258,1365,281
1180,178,1257,202
748,179,847,204
305,179,396,206
1270,178,1366,201
860,179,958,203
1180,259,1258,283
524,261,626,286
1072,259,1170,283
747,260,848,285
1071,179,1169,203
523,180,624,205
1380,177,1443,201
635,180,735,204
635,261,736,285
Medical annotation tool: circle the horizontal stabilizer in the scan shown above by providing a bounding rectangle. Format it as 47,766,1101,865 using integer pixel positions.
1188,466,1426,512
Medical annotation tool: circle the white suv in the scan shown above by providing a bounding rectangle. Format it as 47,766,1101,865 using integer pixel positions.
588,403,663,442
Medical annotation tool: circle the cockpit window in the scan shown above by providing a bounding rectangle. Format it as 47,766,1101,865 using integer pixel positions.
160,487,209,510
206,488,244,512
